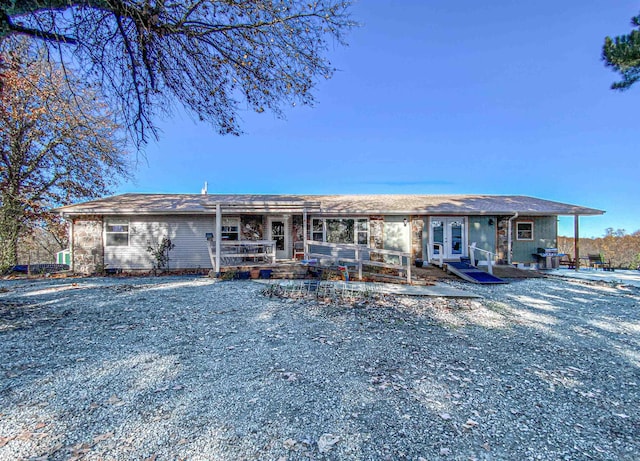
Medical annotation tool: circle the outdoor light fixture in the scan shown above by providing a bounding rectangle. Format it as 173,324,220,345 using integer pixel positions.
488,218,494,226
403,218,408,227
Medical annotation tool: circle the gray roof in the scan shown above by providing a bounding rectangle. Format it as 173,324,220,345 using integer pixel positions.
55,193,604,216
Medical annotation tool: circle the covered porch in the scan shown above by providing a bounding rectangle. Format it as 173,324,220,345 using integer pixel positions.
203,198,319,274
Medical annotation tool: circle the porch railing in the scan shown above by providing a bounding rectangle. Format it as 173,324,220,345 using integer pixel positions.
304,241,412,284
206,239,276,272
469,242,496,275
430,243,445,268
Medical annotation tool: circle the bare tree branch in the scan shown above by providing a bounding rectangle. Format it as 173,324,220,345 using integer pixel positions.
1,1,354,146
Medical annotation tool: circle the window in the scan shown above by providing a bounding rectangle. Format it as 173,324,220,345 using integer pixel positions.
516,221,534,240
105,219,129,246
311,218,369,245
312,218,324,242
221,217,240,240
326,218,354,243
356,219,369,245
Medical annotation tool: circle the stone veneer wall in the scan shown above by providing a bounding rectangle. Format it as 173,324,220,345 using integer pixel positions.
411,216,423,260
369,216,384,249
496,216,510,264
240,215,264,240
72,215,104,274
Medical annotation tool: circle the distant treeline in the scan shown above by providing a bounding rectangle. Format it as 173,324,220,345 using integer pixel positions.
558,228,640,269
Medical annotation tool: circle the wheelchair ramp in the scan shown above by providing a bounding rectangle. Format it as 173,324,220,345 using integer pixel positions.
446,261,508,284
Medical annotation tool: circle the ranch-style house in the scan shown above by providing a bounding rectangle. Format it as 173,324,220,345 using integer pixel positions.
54,193,604,276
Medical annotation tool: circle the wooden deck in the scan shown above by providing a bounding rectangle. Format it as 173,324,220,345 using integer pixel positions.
216,260,546,283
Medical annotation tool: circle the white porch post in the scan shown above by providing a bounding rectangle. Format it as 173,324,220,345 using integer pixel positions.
303,207,308,259
574,214,580,271
408,216,413,263
408,216,412,284
423,217,429,263
215,203,222,274
284,214,290,258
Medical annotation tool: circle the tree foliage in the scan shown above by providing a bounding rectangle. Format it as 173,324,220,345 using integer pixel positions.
17,220,69,264
1,1,354,145
603,12,640,90
558,229,640,270
0,38,128,269
146,236,175,272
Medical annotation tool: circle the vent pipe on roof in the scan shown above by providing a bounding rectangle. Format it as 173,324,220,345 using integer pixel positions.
201,181,208,195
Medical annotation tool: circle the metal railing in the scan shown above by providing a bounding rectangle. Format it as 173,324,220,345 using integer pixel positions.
430,243,445,268
469,242,496,275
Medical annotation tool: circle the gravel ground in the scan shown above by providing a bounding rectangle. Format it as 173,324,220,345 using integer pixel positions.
0,275,639,461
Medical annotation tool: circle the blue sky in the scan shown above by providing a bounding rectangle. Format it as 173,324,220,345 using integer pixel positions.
119,0,640,238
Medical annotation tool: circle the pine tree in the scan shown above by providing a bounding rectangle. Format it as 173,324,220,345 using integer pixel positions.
603,12,640,90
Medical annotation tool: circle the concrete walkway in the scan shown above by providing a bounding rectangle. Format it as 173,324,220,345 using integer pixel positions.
252,279,480,298
545,268,640,287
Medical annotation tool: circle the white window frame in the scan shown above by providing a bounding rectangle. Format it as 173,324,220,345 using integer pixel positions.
311,218,325,242
221,217,240,241
310,217,369,245
105,219,130,247
355,218,369,245
516,221,534,241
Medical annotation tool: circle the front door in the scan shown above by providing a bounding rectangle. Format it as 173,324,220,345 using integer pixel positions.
430,217,467,259
268,217,289,260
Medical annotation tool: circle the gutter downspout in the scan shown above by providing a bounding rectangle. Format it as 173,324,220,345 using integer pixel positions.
507,212,519,266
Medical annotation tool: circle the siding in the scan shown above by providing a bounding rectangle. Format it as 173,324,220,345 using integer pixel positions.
512,216,557,263
383,216,410,253
383,216,410,264
104,215,214,270
468,216,497,255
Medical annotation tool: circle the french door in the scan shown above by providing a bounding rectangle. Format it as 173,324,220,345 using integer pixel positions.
430,217,467,259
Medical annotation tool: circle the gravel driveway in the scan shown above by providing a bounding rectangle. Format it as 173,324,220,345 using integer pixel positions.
0,276,638,460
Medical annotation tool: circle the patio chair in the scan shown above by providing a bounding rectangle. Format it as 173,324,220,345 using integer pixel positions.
588,254,613,271
293,241,305,260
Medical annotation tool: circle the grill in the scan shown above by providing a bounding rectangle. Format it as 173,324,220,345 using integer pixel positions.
532,248,564,269
537,247,559,257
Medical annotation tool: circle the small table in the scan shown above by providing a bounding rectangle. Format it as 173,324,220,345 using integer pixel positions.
578,257,591,269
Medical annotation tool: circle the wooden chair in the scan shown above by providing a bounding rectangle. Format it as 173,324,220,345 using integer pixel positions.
293,241,305,260
588,254,613,271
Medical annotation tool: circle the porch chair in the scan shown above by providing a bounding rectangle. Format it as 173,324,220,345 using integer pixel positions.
587,254,613,271
293,241,305,260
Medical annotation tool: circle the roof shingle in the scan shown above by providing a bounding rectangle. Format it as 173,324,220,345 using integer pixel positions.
54,193,604,216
